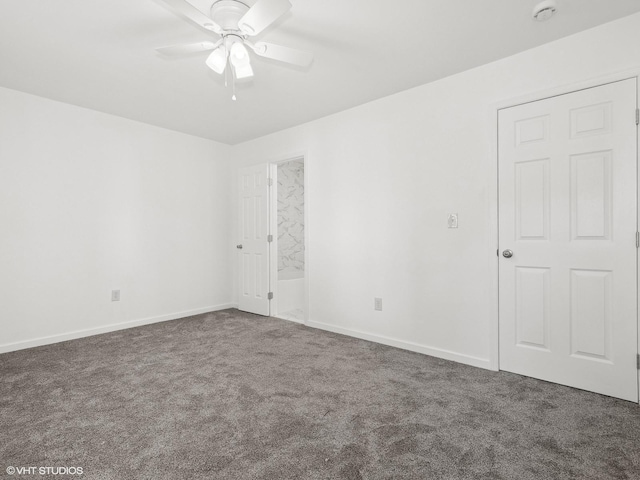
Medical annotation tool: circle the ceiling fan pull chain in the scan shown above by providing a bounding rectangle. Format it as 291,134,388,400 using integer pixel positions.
224,44,229,88
232,73,237,101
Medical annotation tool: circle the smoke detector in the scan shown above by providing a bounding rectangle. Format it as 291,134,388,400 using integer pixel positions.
533,0,557,21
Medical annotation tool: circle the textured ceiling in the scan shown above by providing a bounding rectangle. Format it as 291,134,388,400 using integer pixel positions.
1,0,640,144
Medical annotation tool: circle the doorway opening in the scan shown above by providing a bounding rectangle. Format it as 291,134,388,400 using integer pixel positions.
270,157,306,323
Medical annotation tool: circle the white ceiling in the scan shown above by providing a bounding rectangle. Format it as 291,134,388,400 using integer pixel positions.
1,1,640,145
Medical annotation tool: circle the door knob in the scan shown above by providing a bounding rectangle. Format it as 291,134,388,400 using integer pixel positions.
502,249,513,258
236,244,243,249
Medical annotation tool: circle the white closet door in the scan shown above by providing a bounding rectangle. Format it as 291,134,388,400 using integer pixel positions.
498,79,638,402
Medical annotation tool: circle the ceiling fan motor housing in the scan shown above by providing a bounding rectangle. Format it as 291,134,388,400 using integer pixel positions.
224,34,244,51
210,0,250,32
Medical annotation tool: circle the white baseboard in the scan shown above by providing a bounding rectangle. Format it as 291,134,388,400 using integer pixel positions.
0,303,235,354
306,319,491,370
274,315,305,325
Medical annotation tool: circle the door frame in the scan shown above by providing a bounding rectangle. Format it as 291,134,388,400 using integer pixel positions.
489,68,640,402
268,152,309,324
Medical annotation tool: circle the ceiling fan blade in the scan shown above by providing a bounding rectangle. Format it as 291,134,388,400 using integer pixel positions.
249,41,313,67
156,41,219,56
156,0,222,34
238,0,291,36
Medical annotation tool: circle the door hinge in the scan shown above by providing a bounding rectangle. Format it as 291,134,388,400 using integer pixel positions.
267,234,273,243
268,292,273,300
637,353,640,370
636,108,639,125
267,178,273,186
636,231,639,248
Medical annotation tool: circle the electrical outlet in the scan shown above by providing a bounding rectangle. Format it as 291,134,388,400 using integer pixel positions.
111,290,120,302
448,213,458,228
374,297,383,311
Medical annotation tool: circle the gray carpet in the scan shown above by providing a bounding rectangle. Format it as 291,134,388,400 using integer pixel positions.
1,309,639,479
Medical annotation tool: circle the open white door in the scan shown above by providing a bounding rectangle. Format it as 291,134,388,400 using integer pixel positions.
498,78,638,402
238,164,270,316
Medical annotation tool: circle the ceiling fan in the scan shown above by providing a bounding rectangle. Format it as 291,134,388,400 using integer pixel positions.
156,0,313,91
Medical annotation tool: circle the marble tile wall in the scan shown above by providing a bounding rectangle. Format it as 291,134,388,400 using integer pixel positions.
277,160,304,273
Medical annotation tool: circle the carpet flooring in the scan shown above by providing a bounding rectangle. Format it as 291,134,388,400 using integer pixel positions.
1,309,639,479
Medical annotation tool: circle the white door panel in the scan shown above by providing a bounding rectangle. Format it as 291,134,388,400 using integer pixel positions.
498,79,638,402
238,164,270,316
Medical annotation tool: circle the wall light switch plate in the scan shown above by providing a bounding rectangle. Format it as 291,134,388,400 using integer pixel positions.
111,290,120,302
374,297,383,311
448,213,458,228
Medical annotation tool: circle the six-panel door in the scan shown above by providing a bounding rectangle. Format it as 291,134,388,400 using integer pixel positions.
238,164,270,316
498,79,638,402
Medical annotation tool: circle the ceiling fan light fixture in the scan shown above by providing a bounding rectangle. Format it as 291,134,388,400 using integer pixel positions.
229,39,253,77
206,46,228,74
233,62,254,79
156,0,312,87
229,41,249,65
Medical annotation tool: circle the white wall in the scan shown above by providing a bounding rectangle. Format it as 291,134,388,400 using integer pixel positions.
231,12,640,368
0,87,233,352
4,12,640,363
